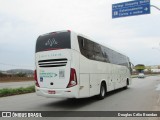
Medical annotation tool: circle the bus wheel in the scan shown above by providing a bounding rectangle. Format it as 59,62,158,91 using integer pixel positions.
97,83,106,100
124,79,129,89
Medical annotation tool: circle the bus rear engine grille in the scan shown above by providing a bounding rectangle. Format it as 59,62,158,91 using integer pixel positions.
38,58,67,67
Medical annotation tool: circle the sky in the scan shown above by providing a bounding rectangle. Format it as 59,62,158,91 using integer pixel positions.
0,0,160,70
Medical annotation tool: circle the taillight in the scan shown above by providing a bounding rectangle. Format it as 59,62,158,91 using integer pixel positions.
67,68,77,88
34,70,40,87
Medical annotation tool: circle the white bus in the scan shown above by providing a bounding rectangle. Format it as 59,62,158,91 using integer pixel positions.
34,30,132,99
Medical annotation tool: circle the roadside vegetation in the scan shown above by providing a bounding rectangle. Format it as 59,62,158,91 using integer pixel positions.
0,85,35,97
0,72,34,83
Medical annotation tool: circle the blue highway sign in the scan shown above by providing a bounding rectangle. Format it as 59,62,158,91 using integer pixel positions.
112,0,150,19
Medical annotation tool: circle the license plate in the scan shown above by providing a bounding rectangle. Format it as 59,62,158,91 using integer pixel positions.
48,90,56,94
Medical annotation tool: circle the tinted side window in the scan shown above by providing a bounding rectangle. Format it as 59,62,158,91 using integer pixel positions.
122,56,129,67
104,47,112,63
86,39,94,51
94,44,107,62
78,36,94,60
78,36,128,66
94,43,101,53
78,36,84,49
101,46,110,63
78,36,86,58
86,39,94,60
107,49,114,64
78,36,94,51
114,53,128,67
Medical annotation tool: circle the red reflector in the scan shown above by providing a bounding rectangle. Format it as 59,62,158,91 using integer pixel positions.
48,90,56,94
65,91,71,92
67,68,77,88
43,48,62,51
34,70,40,87
34,70,37,81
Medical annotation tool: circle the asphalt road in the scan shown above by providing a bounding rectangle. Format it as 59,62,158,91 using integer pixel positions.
0,81,34,89
0,76,160,120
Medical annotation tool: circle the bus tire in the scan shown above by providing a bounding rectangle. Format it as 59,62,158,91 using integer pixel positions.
97,82,106,100
124,79,129,89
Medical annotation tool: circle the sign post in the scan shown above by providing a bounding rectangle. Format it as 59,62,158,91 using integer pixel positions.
112,0,150,19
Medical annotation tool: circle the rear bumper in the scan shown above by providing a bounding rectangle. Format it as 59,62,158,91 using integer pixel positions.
35,86,79,98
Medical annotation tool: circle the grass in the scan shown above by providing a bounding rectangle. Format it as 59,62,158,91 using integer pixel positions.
0,85,35,97
131,75,138,78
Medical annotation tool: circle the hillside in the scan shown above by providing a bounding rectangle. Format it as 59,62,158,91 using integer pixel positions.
6,69,34,75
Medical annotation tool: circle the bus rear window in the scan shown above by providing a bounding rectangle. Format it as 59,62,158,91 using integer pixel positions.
36,32,71,52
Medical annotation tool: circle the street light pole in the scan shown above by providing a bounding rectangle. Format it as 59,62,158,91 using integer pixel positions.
152,47,160,51
151,5,160,11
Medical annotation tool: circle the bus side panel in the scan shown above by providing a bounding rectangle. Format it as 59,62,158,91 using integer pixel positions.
113,65,121,89
119,67,125,88
86,58,116,94
90,74,106,96
106,74,114,92
89,60,107,96
90,74,99,96
79,54,90,98
79,74,90,98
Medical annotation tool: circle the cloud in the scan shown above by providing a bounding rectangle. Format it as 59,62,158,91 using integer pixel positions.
0,0,160,68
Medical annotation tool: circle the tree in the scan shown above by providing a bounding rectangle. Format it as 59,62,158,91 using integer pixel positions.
0,72,6,77
16,73,26,77
135,64,145,73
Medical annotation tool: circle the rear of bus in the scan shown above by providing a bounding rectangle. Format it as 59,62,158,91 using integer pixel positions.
35,30,79,98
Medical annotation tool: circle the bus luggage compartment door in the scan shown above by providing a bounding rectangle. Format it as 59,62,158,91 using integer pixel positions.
79,74,89,98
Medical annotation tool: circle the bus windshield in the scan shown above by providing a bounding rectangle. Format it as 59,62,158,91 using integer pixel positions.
36,32,71,52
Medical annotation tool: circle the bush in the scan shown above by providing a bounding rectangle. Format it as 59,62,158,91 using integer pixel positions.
0,86,35,97
16,73,26,77
0,72,7,77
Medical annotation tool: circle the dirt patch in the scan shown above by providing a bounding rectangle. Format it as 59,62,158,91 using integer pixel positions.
0,77,34,83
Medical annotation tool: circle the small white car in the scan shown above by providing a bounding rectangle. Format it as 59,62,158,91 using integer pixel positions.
138,73,145,78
